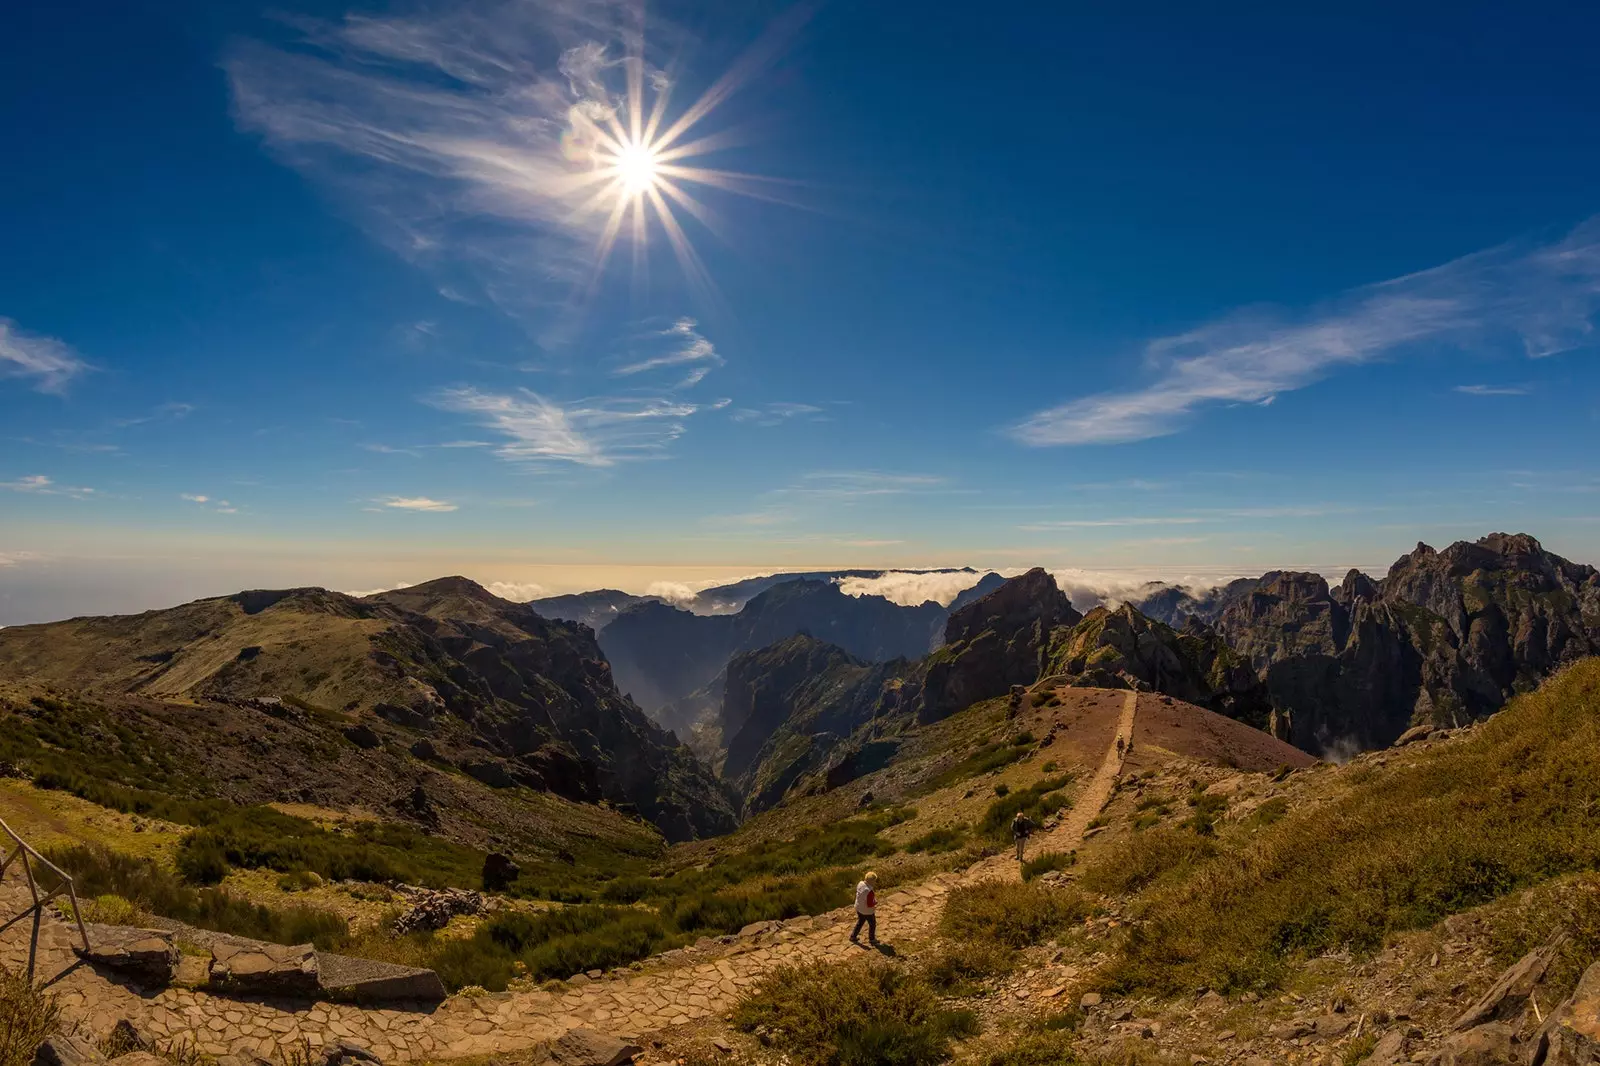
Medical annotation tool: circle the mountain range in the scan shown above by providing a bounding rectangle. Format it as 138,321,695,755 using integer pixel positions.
0,531,1592,850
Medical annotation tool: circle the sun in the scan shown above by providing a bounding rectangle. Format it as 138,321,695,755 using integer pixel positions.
611,140,661,197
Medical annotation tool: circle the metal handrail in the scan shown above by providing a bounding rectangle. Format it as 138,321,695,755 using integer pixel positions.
0,815,91,954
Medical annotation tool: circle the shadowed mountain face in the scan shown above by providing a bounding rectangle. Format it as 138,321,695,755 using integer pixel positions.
597,578,953,716
694,535,1600,810
0,576,736,842
1207,534,1600,752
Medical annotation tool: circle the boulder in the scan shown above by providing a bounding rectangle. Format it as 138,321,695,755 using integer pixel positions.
1531,960,1600,1065
208,940,319,998
483,852,520,892
531,1029,643,1066
1453,931,1568,1030
1362,1029,1411,1065
1393,724,1435,747
343,724,382,749
1424,1024,1519,1066
317,952,447,1003
75,925,180,984
34,1036,104,1066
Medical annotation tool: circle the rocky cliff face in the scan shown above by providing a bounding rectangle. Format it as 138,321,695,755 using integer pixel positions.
914,568,1081,723
1204,535,1600,753
718,635,910,814
1043,605,1274,730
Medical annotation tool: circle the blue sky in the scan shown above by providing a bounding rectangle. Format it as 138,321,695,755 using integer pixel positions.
4,1,1600,623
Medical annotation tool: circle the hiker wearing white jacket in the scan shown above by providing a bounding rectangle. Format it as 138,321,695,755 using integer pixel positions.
849,871,878,945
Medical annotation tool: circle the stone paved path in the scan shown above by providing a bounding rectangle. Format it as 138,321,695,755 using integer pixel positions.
0,691,1136,1062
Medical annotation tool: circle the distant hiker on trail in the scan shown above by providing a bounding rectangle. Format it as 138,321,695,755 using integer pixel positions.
1012,811,1037,862
850,871,878,946
1116,735,1125,756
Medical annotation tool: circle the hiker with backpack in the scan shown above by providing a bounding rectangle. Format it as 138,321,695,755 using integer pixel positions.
1012,810,1037,862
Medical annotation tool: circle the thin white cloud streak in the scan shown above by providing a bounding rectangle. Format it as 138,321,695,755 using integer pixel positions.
1455,383,1531,396
380,496,459,512
730,402,825,426
181,494,210,504
1013,218,1600,446
0,551,42,569
613,318,723,384
431,386,702,467
2,475,94,499
0,319,90,393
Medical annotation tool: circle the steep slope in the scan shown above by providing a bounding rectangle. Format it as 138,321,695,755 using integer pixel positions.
1206,534,1600,751
1045,604,1273,730
913,567,1081,723
0,578,736,841
718,636,912,814
599,579,947,716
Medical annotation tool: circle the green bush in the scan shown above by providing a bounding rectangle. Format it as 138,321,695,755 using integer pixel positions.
177,837,229,885
1101,660,1600,995
920,939,1016,994
48,845,349,950
1181,792,1228,836
904,827,967,854
980,775,1074,839
940,881,1090,949
1021,852,1075,882
1078,828,1216,897
932,738,1033,789
0,970,59,1066
732,958,978,1066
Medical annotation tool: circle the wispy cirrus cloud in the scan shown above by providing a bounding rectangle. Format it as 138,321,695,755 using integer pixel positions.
613,319,723,388
379,496,459,512
1455,383,1532,396
181,493,239,514
431,386,705,468
1012,218,1600,446
730,402,825,426
0,319,90,394
2,475,94,499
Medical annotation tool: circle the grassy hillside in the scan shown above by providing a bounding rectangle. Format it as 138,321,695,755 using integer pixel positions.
1095,657,1600,995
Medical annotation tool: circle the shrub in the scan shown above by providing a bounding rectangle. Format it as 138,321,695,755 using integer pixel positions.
904,827,967,854
1021,852,1075,882
48,845,350,950
980,775,1074,839
0,970,59,1066
1078,828,1216,897
176,837,229,885
1102,660,1600,995
993,784,1010,797
920,939,1017,993
932,739,1032,788
1181,792,1228,836
732,958,978,1066
940,881,1090,949
982,1030,1078,1066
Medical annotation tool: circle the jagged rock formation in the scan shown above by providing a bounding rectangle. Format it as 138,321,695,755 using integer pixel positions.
1044,605,1272,730
914,568,1081,723
0,576,736,841
1208,535,1600,752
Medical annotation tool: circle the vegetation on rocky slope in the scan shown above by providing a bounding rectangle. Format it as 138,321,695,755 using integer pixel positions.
1098,657,1600,995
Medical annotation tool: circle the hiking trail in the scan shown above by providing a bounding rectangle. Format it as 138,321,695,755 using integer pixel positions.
0,691,1137,1061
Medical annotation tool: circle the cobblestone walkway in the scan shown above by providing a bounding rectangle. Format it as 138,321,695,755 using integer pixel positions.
0,692,1136,1062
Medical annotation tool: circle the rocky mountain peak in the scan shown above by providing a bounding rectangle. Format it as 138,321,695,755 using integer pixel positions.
942,567,1080,646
